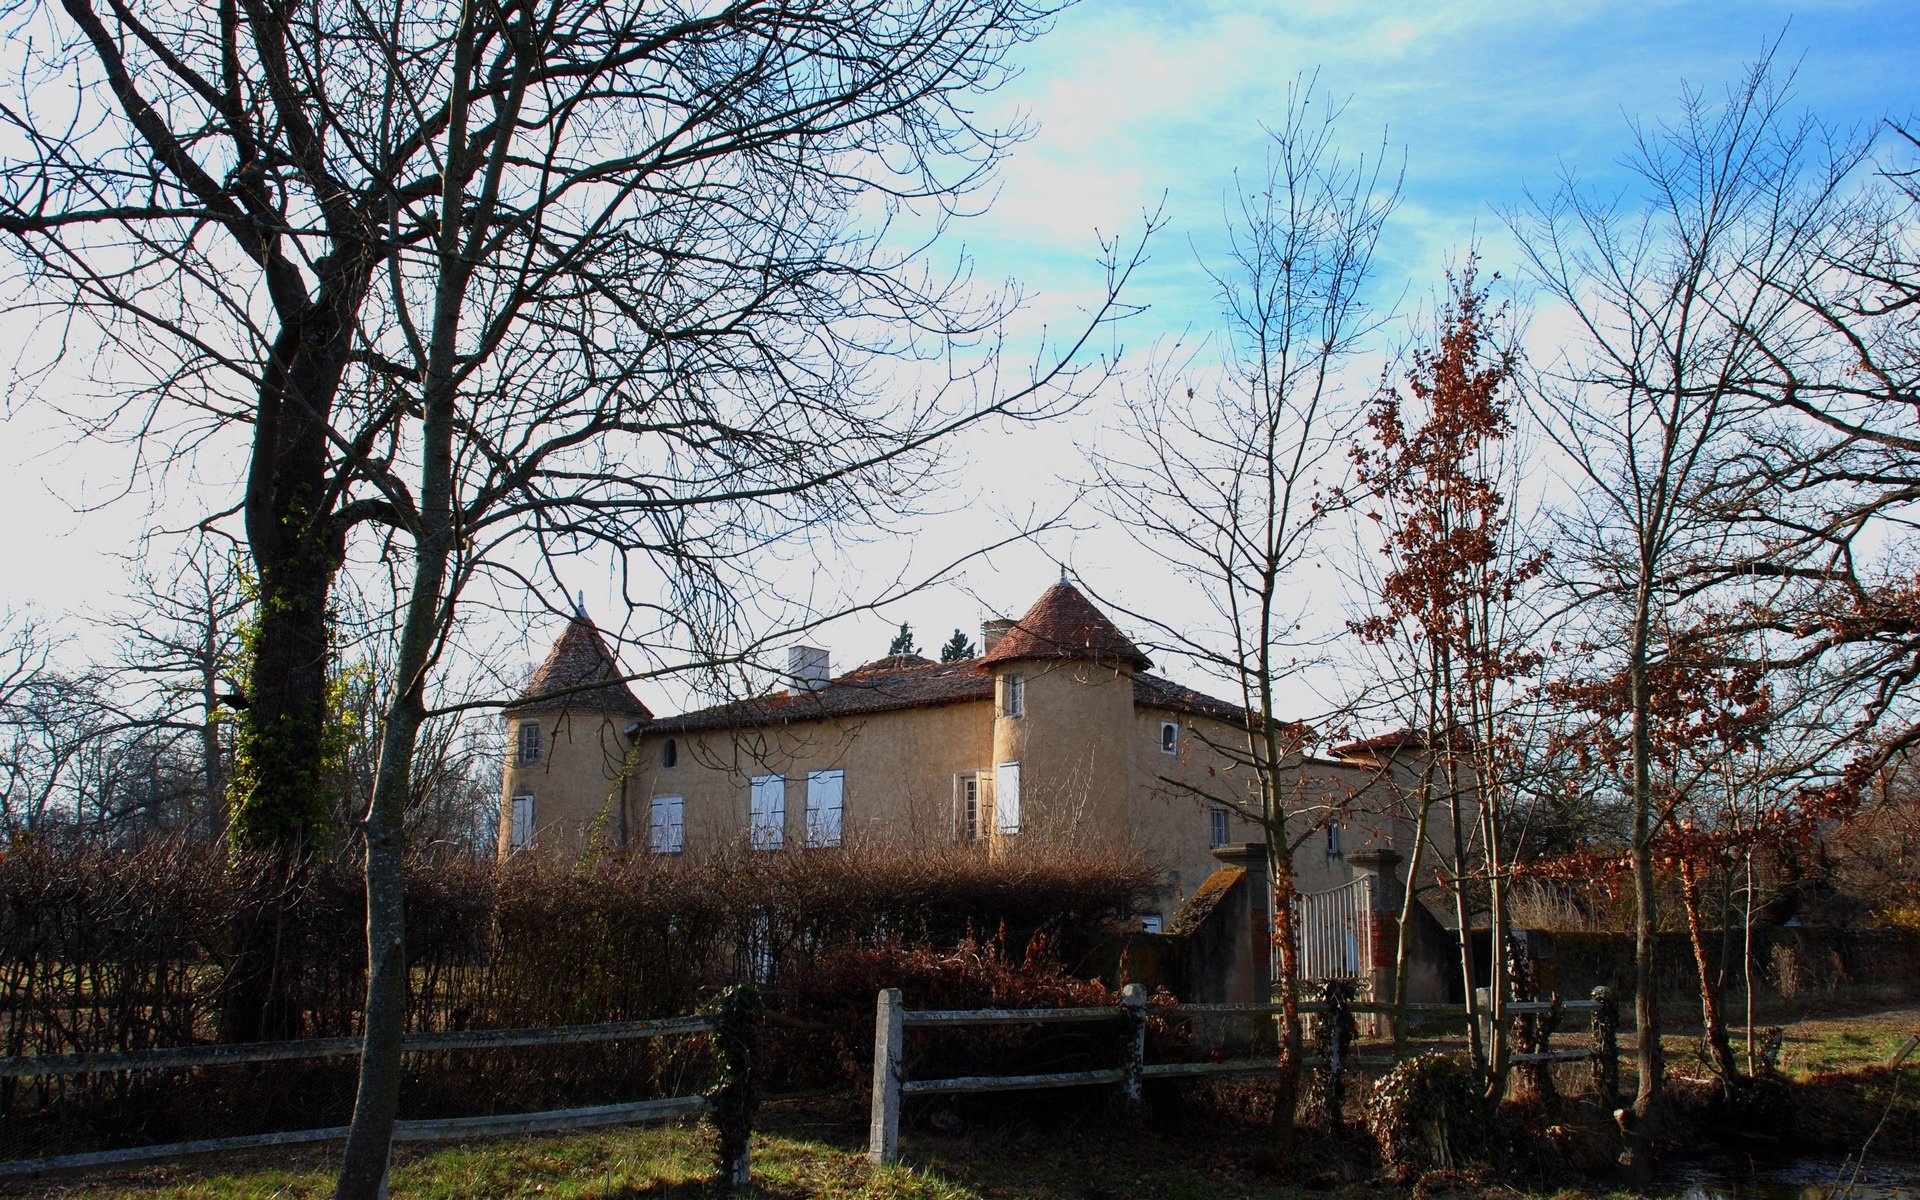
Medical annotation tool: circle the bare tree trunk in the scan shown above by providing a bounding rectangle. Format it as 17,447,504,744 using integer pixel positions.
1626,617,1665,1163
1744,851,1757,1068
1680,859,1740,1086
221,258,373,1045
1270,864,1305,1140
1392,793,1435,1059
1480,781,1510,1099
1446,754,1483,1072
1393,681,1445,1059
331,363,454,1198
335,8,481,1190
200,611,226,841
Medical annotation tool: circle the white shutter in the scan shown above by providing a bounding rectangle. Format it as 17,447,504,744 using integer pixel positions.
806,770,844,847
510,794,534,851
995,761,1021,835
750,775,785,850
650,795,684,854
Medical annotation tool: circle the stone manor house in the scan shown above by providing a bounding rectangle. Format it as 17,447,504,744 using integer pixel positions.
496,581,1464,1002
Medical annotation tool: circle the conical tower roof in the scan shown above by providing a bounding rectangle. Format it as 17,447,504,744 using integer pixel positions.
509,617,652,717
980,582,1151,671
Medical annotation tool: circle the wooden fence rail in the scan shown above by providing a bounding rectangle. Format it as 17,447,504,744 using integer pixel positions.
0,1005,742,1182
0,1014,713,1079
868,984,1622,1166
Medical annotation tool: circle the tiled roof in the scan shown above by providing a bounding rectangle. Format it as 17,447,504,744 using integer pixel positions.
647,657,994,734
1131,672,1249,726
1329,728,1469,759
645,656,1254,735
509,618,652,717
1329,729,1421,758
979,582,1152,671
853,654,934,672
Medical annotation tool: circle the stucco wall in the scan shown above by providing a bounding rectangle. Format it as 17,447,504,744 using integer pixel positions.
498,674,1478,945
988,658,1135,851
625,698,996,853
1126,709,1262,914
497,708,638,860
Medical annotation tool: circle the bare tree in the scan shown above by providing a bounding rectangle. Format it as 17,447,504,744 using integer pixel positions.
1724,118,1920,769
1509,55,1856,1155
1,4,1148,1189
100,536,248,842
3,4,1152,1190
0,0,1116,858
0,610,102,835
1090,77,1397,1134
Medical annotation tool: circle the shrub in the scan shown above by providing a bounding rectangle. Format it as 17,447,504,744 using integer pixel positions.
0,836,1154,1155
1365,1053,1489,1182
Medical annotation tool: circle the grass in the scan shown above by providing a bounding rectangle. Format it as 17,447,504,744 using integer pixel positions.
3,1104,1381,1200
1631,1003,1920,1078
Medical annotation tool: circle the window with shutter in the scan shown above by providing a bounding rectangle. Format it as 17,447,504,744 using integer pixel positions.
806,770,844,847
956,773,980,841
649,795,684,854
750,775,785,850
995,761,1021,835
510,794,534,851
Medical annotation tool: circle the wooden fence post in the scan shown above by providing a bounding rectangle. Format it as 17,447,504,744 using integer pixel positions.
869,988,903,1166
1120,983,1147,1119
1588,985,1619,1110
1319,979,1356,1128
706,982,760,1189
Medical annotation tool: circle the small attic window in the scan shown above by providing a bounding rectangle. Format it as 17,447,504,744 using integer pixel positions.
1160,721,1179,755
661,738,678,769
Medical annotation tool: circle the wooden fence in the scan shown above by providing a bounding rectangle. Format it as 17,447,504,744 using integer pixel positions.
3,980,1622,1180
868,984,1621,1165
0,985,761,1182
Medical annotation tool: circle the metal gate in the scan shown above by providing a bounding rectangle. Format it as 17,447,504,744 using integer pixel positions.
1277,877,1374,990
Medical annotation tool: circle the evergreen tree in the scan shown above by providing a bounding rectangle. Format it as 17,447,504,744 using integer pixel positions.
940,629,977,661
887,623,918,657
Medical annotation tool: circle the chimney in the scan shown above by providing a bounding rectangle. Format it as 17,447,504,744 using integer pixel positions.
787,645,830,693
981,619,1014,655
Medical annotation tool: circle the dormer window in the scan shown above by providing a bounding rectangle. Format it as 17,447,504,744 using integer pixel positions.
661,738,678,769
1000,673,1025,718
1161,721,1179,755
517,721,542,765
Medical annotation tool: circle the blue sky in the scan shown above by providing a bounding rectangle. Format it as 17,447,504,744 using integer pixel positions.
961,0,1916,341
3,0,1915,713
846,0,1920,715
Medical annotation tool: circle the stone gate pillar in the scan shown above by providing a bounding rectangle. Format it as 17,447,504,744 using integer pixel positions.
1347,848,1402,1021
1211,842,1271,1004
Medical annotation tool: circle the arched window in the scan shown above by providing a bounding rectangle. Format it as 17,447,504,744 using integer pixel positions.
661,738,678,769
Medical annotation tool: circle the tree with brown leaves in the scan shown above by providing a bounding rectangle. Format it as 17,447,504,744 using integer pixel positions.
1351,259,1543,1086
